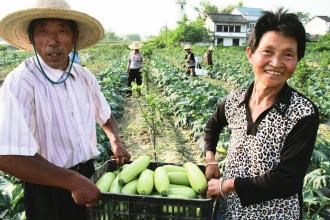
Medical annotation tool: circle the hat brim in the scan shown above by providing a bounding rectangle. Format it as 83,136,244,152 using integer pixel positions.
129,46,140,49
0,8,104,51
128,44,140,50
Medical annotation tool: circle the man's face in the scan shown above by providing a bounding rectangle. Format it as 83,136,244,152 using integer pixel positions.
246,31,298,89
33,18,75,70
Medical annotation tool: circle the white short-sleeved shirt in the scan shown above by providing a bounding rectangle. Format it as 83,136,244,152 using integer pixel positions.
128,51,143,69
0,55,111,168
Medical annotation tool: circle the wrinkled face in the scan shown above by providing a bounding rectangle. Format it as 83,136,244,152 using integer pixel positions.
247,31,298,89
33,18,75,70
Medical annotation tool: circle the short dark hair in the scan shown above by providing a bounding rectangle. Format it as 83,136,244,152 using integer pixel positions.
248,8,306,61
28,18,78,44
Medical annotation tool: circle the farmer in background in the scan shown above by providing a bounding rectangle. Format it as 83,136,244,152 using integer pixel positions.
184,45,197,76
204,8,319,220
0,0,131,220
204,46,214,67
127,41,143,96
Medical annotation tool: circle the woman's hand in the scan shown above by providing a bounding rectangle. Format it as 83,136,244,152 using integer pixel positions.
205,151,220,180
205,164,221,180
207,178,221,198
207,178,235,199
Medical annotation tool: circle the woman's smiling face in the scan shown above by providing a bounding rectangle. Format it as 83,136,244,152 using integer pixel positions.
247,31,298,89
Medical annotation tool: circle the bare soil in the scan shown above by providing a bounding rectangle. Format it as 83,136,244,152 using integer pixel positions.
117,95,204,164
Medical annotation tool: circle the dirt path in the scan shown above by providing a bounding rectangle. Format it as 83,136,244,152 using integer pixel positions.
117,95,204,164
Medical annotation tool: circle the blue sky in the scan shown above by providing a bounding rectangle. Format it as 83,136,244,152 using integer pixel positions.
1,0,329,37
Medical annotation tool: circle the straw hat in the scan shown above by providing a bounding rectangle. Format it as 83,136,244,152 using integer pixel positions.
184,45,192,50
129,41,141,50
0,0,104,51
208,46,214,51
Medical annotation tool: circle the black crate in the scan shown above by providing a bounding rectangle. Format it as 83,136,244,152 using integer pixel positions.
87,160,215,220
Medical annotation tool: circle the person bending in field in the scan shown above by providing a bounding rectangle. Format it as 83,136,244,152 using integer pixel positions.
205,8,319,220
204,46,214,68
0,0,130,219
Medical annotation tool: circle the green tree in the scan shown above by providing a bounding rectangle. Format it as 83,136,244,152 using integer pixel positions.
125,34,141,41
200,0,219,13
296,11,311,24
219,0,243,13
171,16,211,43
146,15,211,48
101,30,120,42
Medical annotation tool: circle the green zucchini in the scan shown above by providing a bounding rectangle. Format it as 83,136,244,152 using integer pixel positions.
162,164,185,172
137,169,154,195
95,172,116,193
121,179,138,195
183,162,207,194
118,155,150,184
154,166,169,196
167,171,190,186
168,186,197,199
109,175,123,193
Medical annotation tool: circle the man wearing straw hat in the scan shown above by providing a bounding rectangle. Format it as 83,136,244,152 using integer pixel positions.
0,0,131,219
183,45,197,77
127,41,143,96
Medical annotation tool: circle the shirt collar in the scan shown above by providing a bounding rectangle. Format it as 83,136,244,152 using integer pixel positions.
34,54,76,82
239,82,292,115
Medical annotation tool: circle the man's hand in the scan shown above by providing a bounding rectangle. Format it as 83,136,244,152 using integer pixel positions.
102,115,131,165
111,141,131,165
69,172,101,207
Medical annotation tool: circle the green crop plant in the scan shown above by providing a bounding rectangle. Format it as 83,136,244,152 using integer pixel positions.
132,82,168,162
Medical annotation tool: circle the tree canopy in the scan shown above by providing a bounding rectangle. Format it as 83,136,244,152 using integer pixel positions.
148,16,211,48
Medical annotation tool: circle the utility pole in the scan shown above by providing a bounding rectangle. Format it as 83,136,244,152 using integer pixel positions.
165,22,168,47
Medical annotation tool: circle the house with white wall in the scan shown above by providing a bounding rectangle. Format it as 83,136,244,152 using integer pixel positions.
305,16,330,36
232,7,263,35
205,13,248,46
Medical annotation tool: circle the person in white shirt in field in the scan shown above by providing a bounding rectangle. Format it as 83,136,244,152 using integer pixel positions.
127,41,143,96
0,0,130,219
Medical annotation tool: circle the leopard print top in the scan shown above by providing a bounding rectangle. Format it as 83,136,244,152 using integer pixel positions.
219,89,316,220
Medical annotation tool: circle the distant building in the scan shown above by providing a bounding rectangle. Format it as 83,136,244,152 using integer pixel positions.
232,7,263,35
176,0,187,21
305,16,330,36
205,13,248,46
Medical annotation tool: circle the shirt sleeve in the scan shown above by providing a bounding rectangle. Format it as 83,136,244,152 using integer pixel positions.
234,113,320,206
0,82,39,156
128,52,132,62
204,99,228,154
90,73,111,125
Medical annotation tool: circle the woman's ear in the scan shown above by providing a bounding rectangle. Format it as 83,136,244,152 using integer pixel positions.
246,47,253,64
